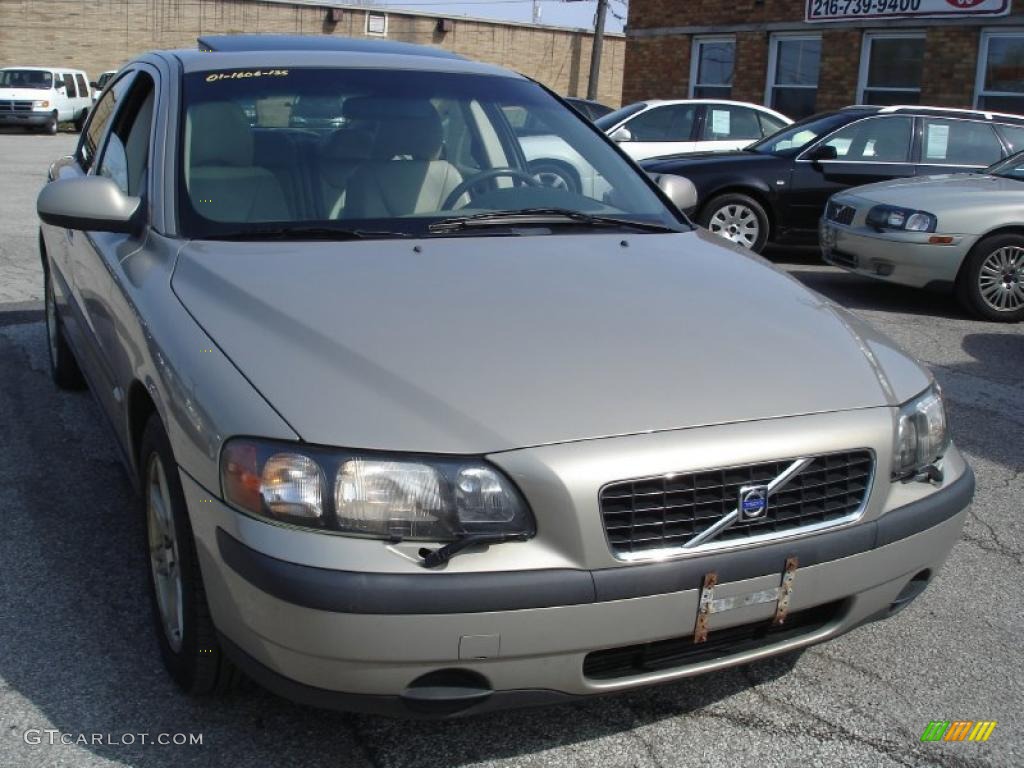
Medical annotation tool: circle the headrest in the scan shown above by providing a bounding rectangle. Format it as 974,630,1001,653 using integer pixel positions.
322,127,375,162
342,97,444,160
187,102,253,167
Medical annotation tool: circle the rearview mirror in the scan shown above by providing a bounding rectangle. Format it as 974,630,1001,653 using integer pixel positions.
37,176,142,234
609,126,632,143
807,144,838,162
655,173,698,212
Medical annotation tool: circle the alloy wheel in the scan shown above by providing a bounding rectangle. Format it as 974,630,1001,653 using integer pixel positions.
708,203,760,248
532,169,571,192
147,452,184,653
978,245,1024,312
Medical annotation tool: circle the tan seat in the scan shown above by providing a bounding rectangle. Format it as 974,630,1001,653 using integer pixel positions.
341,98,465,219
185,102,289,222
318,127,375,219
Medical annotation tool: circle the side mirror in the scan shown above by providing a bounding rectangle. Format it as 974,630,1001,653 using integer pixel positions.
90,81,99,89
655,173,698,212
37,176,142,234
609,126,632,143
807,144,838,162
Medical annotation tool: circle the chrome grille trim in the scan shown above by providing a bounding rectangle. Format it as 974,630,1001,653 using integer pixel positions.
599,450,875,562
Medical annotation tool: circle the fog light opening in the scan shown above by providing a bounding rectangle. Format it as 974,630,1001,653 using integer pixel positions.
401,669,494,715
872,260,895,277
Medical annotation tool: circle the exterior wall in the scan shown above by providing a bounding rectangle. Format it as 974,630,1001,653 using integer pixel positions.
623,0,1023,113
0,0,625,106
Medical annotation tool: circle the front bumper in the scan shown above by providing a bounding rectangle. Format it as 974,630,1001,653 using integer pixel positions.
182,439,973,717
820,216,974,290
0,111,52,127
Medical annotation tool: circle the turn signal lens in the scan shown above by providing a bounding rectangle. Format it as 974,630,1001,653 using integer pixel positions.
221,440,262,512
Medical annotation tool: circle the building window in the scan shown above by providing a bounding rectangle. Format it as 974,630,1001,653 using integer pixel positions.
365,12,388,37
766,34,821,119
690,37,735,99
976,31,1024,114
858,32,925,105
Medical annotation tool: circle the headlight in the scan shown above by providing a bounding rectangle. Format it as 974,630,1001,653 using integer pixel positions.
892,384,950,480
32,100,50,109
866,205,937,233
221,438,535,541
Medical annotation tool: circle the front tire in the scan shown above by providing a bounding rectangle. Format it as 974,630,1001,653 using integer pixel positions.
141,416,239,694
956,233,1024,323
42,110,58,135
44,267,85,389
699,193,770,252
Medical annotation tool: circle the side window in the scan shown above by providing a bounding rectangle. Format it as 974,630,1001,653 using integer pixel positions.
98,74,155,197
758,112,788,137
75,74,88,97
62,74,77,98
79,72,134,171
922,119,1003,167
702,105,762,141
996,124,1024,154
625,105,696,142
822,117,912,162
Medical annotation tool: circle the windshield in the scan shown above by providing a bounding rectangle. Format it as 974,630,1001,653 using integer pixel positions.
179,68,686,239
0,69,52,90
594,102,647,131
749,112,855,156
985,151,1024,181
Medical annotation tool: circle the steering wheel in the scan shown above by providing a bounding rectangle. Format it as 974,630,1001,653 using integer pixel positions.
441,168,541,211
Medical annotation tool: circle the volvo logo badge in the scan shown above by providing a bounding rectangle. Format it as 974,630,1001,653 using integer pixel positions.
738,485,769,521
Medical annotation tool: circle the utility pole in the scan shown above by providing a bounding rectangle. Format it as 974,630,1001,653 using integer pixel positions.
586,0,608,101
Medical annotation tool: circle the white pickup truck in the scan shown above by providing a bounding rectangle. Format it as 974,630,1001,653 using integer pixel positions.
0,67,92,134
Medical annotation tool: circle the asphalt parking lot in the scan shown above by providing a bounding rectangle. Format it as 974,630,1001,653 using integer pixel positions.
0,131,1022,768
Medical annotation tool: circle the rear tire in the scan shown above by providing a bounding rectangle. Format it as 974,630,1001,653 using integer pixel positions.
44,266,85,390
699,193,770,252
955,233,1024,323
141,416,239,695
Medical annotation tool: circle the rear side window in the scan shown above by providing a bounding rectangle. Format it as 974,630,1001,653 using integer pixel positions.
625,104,696,142
62,74,76,98
702,105,762,141
823,116,912,162
995,123,1024,154
921,118,1003,166
75,74,88,97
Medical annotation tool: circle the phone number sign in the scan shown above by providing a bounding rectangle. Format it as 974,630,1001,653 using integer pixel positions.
806,0,1010,22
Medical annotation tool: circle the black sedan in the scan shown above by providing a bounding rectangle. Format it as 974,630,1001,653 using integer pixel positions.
642,105,1024,252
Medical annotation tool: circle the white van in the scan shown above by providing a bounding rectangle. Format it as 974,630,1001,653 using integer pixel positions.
0,67,92,134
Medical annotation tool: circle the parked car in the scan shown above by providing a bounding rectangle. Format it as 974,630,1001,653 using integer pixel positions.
564,96,613,121
596,99,792,162
821,151,1024,322
514,99,791,195
37,34,973,718
0,66,91,133
92,70,117,103
643,105,1024,252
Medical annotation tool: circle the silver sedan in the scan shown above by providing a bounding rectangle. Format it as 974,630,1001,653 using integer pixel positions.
821,152,1024,322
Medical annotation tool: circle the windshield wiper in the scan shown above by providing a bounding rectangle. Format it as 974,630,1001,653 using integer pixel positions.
204,225,410,241
420,532,530,568
427,208,681,234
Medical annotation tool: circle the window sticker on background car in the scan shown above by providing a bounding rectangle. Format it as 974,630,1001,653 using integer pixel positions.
711,109,730,136
926,124,950,160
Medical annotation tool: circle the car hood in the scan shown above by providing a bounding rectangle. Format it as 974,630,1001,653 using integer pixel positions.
839,172,1024,210
641,150,780,173
1,87,50,100
171,230,928,454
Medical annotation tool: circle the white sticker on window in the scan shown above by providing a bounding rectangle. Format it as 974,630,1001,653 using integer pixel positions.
926,124,950,160
711,109,731,135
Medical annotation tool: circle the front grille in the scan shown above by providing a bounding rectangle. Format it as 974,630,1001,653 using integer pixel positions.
583,600,844,680
0,100,33,113
826,201,856,226
599,450,873,557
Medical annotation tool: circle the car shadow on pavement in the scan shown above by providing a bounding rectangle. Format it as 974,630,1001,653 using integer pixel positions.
0,319,798,768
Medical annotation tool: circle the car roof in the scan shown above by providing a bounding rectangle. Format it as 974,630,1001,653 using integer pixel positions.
632,98,792,119
842,103,1024,125
164,36,518,78
0,65,87,74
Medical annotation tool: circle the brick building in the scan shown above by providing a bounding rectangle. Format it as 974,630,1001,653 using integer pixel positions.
0,0,625,107
623,0,1024,119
